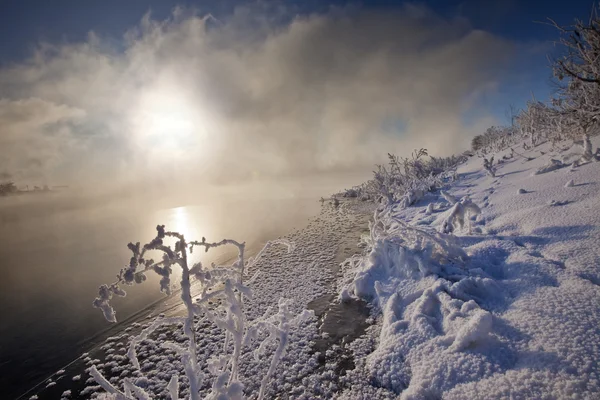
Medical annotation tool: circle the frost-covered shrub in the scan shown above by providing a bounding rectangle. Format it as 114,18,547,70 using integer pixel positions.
441,197,481,235
340,206,468,302
92,225,308,400
471,125,520,154
573,134,600,165
425,203,435,215
583,134,594,160
442,196,481,233
341,187,360,198
482,157,495,177
363,149,465,207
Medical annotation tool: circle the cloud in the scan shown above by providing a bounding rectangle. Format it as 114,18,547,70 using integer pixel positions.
0,98,85,181
0,3,514,190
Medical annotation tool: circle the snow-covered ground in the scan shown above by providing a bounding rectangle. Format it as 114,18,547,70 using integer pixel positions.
27,139,600,400
337,139,600,399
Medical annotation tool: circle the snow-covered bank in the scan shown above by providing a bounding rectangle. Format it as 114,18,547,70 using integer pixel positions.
337,139,600,399
25,201,374,400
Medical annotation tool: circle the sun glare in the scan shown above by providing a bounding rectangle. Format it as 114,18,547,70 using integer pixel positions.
132,84,207,155
144,95,194,138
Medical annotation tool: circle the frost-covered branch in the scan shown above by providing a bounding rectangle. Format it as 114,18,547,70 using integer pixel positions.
92,225,300,400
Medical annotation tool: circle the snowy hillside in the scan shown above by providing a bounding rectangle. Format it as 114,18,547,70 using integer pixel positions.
337,138,600,399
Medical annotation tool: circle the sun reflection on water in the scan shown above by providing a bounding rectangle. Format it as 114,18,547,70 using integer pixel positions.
155,206,202,291
170,206,199,240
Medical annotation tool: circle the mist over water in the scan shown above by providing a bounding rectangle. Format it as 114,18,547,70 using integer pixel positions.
0,187,324,398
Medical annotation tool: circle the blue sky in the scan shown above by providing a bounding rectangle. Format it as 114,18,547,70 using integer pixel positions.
0,0,594,118
1,0,593,56
0,0,596,186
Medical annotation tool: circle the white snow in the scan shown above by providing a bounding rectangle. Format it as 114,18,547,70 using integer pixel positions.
337,138,600,399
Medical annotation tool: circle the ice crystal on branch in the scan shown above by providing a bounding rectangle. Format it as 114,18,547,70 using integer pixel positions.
92,225,303,400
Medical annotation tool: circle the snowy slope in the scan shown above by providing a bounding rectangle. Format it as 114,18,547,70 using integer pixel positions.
338,140,600,399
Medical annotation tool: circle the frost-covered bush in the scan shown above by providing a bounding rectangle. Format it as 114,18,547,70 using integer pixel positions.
341,187,360,198
363,149,465,207
482,157,495,177
340,206,468,302
92,225,307,400
575,134,600,164
440,197,481,235
516,101,569,146
471,125,520,154
582,134,595,160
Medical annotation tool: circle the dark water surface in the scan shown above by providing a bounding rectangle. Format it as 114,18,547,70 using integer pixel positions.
0,192,320,399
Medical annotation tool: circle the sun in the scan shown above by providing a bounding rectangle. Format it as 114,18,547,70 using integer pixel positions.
132,83,206,154
143,94,195,138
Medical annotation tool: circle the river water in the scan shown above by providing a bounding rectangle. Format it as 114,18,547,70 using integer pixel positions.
0,191,321,399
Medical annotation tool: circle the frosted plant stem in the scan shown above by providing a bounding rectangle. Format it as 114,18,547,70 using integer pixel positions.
89,366,131,400
93,226,297,400
178,238,201,400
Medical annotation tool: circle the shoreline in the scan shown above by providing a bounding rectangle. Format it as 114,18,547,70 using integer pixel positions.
20,199,374,400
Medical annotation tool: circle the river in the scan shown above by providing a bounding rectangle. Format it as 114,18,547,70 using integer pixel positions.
0,190,322,399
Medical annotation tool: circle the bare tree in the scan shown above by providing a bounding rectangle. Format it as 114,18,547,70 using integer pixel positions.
548,9,600,135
